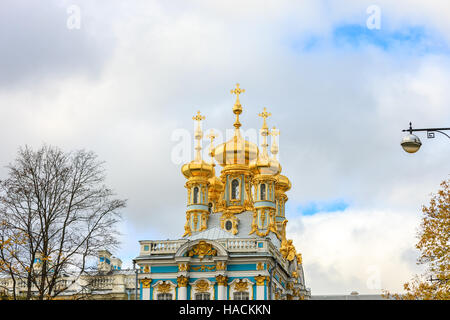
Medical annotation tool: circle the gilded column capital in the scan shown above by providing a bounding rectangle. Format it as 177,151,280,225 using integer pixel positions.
177,275,189,287
254,275,269,286
215,275,228,286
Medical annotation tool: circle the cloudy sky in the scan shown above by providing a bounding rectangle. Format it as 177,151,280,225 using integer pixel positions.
1,0,450,295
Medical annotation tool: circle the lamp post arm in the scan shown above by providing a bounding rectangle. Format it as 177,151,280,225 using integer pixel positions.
402,122,450,140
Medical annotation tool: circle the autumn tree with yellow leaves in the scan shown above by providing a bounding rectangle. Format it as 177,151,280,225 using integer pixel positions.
384,178,450,300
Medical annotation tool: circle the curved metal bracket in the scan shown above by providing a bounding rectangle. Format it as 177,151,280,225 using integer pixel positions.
433,130,450,140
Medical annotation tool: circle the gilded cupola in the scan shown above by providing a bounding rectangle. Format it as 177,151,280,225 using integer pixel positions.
213,84,259,167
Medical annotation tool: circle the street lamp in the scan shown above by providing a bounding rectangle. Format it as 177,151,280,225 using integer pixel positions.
401,122,450,153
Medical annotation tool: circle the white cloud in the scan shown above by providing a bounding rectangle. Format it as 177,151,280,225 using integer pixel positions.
287,208,423,295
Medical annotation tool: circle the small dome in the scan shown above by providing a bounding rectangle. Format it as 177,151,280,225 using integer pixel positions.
181,161,214,179
214,133,258,167
276,174,291,192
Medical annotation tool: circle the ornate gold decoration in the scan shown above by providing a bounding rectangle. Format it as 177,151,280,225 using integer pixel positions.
141,278,151,288
258,107,272,130
187,241,217,259
296,253,302,265
177,276,189,287
191,265,216,272
287,282,294,290
256,262,264,271
220,212,239,235
216,261,226,271
192,111,205,162
143,265,149,273
230,83,245,129
215,275,228,286
178,263,190,272
280,239,297,261
234,279,249,292
254,275,269,286
156,281,173,293
183,212,192,237
194,280,210,292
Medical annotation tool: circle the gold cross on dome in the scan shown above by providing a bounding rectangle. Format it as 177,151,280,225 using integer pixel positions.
192,110,205,122
258,107,271,120
258,107,272,130
230,83,245,99
270,126,279,136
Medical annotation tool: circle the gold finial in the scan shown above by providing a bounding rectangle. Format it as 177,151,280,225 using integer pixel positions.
230,83,245,129
206,129,216,165
193,111,205,162
270,126,279,137
270,126,279,159
258,107,272,160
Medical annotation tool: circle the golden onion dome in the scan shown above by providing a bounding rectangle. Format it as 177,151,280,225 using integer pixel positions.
250,157,281,175
214,133,259,167
276,174,291,192
181,161,214,179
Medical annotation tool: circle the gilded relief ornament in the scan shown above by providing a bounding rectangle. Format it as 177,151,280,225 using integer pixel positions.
178,263,190,272
191,265,215,272
280,239,297,261
187,241,217,260
177,276,189,287
234,279,249,292
143,265,150,273
256,262,264,271
194,280,210,292
216,261,226,271
156,281,172,293
141,278,152,288
296,253,302,265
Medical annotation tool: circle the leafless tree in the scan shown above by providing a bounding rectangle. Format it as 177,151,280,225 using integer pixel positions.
0,145,126,300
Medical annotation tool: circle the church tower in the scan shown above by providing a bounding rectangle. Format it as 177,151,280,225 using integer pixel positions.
136,84,311,300
181,111,214,237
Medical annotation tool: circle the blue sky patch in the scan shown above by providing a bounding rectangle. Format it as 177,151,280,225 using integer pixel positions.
296,199,350,216
291,24,450,55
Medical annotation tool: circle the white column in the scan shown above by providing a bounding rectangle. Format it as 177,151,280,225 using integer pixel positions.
177,276,189,300
255,276,267,300
216,275,228,300
178,286,187,300
256,285,265,300
140,278,152,300
142,286,150,300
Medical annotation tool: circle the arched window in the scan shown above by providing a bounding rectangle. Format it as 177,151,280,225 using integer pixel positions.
231,179,239,200
193,187,199,204
260,184,266,200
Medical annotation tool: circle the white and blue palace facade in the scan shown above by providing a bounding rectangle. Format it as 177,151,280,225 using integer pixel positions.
134,84,311,300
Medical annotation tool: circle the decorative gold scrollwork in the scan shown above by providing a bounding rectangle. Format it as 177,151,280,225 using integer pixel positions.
187,241,217,259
